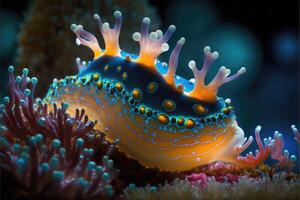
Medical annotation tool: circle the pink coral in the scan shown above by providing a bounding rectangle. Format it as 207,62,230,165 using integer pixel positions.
186,173,208,189
234,126,272,168
186,171,241,189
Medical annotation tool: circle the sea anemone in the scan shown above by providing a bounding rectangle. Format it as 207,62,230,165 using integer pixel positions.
0,66,118,199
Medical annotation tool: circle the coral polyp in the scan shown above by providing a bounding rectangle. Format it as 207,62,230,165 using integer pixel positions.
0,67,118,199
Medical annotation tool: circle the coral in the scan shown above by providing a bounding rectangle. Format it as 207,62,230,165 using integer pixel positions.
291,125,300,144
232,125,272,168
231,125,298,171
271,130,297,170
123,174,300,200
186,173,209,189
15,0,161,96
0,66,118,199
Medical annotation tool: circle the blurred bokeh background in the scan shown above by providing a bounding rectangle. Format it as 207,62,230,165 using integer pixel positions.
0,0,299,166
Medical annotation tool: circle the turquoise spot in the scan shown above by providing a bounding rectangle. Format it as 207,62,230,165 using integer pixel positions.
31,77,38,85
150,186,157,192
41,162,49,172
8,66,14,72
52,139,61,149
102,172,110,181
35,134,43,142
102,155,109,163
96,166,104,174
52,170,64,181
76,138,84,147
22,68,29,76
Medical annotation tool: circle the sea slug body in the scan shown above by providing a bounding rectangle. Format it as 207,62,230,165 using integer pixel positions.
43,11,286,171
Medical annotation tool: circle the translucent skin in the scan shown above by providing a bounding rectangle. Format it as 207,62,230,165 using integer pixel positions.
47,84,245,171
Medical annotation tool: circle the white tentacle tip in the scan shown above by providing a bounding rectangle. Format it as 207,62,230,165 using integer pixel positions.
114,11,122,18
161,43,169,51
255,125,262,132
132,32,141,41
188,60,196,69
178,37,185,45
102,22,110,30
93,14,100,20
204,46,211,53
225,68,231,76
291,125,298,132
156,30,163,39
150,32,158,40
70,24,77,31
238,67,246,74
248,136,253,142
219,65,225,70
212,51,219,59
75,38,81,46
225,98,231,104
143,17,150,24
169,25,176,31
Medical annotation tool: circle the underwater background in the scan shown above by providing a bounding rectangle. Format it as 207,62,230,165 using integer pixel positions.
0,0,299,199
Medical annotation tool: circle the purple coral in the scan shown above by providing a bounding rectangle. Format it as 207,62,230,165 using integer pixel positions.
0,66,118,199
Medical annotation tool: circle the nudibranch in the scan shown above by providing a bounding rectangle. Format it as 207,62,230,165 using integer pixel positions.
44,11,258,171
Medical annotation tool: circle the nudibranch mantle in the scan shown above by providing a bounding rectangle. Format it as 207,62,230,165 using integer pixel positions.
45,11,250,171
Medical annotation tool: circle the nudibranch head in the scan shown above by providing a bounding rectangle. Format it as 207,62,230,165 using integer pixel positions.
45,11,247,171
